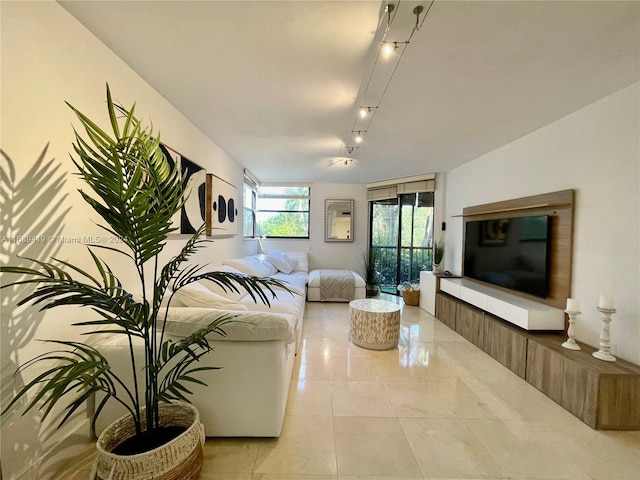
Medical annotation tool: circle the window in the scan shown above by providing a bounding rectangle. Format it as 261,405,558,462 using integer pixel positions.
256,185,310,238
367,174,436,294
243,171,258,237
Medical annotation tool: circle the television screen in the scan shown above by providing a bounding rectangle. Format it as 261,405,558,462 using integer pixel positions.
463,215,550,298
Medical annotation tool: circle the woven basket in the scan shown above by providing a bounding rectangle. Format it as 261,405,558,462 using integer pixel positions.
402,289,420,306
92,402,204,480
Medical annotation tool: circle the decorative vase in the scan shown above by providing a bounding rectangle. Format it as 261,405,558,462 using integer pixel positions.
92,402,205,480
432,263,443,274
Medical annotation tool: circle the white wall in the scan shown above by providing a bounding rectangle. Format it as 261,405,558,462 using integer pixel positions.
434,172,447,247
0,2,246,478
445,82,640,364
261,183,368,274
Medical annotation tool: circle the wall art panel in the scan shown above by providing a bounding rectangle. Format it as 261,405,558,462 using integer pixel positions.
159,144,206,235
206,173,238,237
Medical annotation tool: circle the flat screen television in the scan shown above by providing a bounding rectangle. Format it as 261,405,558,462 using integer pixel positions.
463,215,550,298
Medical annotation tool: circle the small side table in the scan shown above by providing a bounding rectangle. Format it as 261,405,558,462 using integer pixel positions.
349,299,401,350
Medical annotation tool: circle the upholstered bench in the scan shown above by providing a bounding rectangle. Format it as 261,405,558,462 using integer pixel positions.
307,269,366,302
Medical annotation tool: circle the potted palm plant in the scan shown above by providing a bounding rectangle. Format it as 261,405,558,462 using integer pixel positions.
433,238,445,273
361,248,380,297
0,85,287,479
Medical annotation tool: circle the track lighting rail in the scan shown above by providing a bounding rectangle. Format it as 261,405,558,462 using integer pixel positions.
337,1,435,167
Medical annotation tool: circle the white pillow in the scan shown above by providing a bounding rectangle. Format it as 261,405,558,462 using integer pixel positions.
283,251,309,273
173,281,248,311
265,251,298,274
223,255,278,277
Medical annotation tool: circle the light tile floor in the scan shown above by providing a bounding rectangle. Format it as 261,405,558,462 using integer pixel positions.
55,295,640,479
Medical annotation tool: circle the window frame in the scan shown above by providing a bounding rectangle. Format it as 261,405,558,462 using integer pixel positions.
243,172,258,238
256,185,311,239
369,191,435,294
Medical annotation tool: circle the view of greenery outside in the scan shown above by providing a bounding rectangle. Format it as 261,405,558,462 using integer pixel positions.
243,182,256,237
371,201,398,291
371,192,434,294
256,186,310,238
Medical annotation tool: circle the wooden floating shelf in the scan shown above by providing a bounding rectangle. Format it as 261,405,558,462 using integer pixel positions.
452,203,572,217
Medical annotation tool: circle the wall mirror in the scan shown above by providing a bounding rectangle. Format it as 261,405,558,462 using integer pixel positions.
325,199,354,242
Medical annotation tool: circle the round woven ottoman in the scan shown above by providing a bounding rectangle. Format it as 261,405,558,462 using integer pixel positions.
349,299,401,350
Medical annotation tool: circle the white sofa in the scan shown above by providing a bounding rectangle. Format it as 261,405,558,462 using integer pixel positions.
94,251,308,438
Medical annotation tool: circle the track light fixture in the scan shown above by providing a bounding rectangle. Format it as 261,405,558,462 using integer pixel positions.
336,1,434,167
413,6,424,25
359,106,378,119
385,3,395,24
381,41,408,58
381,41,397,57
352,130,366,144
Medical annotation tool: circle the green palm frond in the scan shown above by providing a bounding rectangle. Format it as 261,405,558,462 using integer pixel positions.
155,223,210,313
67,85,186,265
156,314,234,402
1,253,147,336
175,271,294,308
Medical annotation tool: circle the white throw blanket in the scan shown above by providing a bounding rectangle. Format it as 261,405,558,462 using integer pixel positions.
319,269,355,301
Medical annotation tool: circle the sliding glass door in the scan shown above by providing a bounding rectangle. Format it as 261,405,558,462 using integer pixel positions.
370,198,399,294
370,192,434,294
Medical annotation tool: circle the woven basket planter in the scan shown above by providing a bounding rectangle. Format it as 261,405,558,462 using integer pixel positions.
402,289,420,306
92,402,204,480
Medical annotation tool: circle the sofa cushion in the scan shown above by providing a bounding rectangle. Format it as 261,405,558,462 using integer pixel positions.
164,307,296,343
238,290,303,318
270,272,308,296
283,251,309,273
224,255,278,277
173,281,249,311
265,251,298,274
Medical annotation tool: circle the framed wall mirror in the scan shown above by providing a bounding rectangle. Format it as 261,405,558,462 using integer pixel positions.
325,199,354,242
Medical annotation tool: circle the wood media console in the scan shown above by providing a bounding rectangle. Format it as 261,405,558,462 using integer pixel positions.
435,289,640,430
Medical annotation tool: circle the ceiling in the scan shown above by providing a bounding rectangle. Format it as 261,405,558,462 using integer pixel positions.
59,1,639,184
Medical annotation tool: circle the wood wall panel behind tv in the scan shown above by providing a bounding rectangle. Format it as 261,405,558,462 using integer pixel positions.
460,189,574,312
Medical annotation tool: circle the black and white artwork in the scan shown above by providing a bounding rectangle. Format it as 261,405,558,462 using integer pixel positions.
206,173,238,237
159,144,206,235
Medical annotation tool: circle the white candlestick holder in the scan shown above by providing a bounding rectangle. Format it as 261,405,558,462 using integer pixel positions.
592,307,616,362
561,310,581,350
